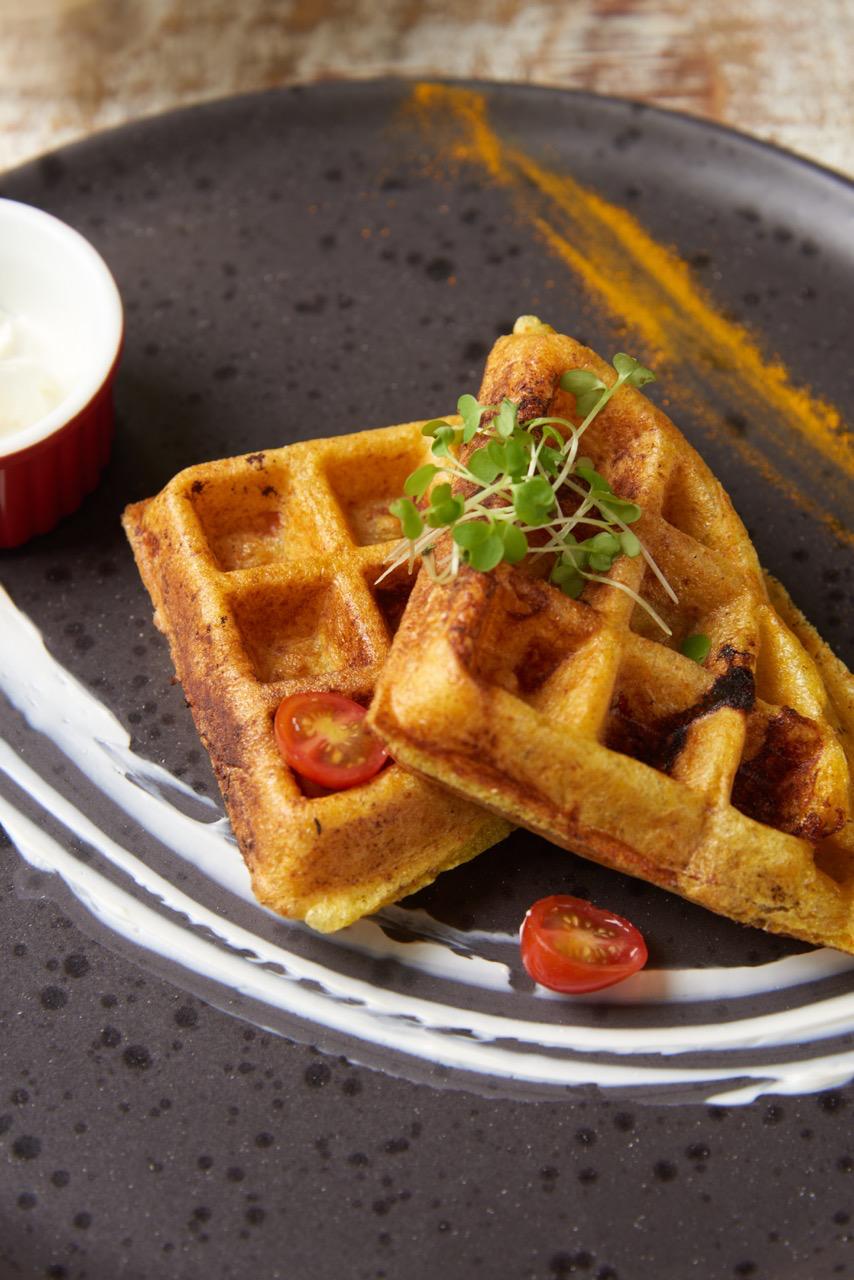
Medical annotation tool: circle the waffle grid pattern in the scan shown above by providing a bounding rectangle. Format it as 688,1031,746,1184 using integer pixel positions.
123,422,508,932
370,333,854,952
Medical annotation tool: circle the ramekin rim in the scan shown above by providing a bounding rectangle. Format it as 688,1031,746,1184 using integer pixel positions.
0,198,124,460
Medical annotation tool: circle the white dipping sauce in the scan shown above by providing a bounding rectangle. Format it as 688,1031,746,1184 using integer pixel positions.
0,305,66,436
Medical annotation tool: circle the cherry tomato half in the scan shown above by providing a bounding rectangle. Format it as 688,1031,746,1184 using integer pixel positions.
520,894,647,994
274,692,389,791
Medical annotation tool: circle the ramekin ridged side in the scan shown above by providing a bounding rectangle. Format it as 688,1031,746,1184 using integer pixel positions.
0,376,115,548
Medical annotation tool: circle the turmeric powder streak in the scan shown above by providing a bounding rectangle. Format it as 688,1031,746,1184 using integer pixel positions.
404,85,853,547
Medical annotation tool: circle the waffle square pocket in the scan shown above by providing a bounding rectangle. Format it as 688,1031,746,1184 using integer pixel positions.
123,423,509,932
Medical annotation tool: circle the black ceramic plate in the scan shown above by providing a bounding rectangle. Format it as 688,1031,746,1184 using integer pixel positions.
1,81,853,1280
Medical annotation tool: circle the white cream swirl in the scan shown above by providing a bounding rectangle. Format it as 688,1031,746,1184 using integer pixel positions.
1,581,853,1105
0,306,66,437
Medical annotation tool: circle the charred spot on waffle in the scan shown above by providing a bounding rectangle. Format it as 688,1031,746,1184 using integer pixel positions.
704,660,755,715
715,645,755,687
606,657,757,775
732,707,845,840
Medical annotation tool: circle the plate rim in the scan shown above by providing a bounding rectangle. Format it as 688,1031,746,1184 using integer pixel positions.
2,75,853,203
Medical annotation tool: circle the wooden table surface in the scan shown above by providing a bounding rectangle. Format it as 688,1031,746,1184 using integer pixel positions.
1,0,853,179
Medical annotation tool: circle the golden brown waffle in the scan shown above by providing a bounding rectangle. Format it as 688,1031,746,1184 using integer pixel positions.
369,329,854,953
122,423,509,932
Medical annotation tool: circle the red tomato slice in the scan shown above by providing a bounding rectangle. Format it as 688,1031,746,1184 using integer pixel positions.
520,894,647,994
274,692,389,791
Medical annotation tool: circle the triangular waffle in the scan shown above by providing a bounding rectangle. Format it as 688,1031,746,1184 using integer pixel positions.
123,423,508,932
369,328,854,953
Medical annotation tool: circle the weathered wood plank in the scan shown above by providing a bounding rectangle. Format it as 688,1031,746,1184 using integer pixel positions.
0,0,851,175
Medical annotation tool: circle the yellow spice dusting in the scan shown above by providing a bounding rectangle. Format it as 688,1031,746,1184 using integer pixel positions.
404,84,854,541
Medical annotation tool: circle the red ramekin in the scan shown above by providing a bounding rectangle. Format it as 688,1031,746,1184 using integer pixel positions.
0,198,123,548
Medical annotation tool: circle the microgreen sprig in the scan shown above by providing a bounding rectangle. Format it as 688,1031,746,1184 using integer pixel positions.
380,350,676,635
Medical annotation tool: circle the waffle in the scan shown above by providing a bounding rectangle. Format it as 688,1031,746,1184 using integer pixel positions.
122,423,509,932
369,328,854,953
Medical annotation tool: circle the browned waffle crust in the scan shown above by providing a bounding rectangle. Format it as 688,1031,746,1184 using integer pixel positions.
123,422,509,932
369,330,854,952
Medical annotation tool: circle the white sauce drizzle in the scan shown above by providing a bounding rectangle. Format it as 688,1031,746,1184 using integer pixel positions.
2,582,854,1104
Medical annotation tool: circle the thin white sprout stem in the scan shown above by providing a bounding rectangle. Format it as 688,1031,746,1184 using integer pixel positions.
375,558,407,586
551,433,580,491
527,438,543,479
559,476,679,605
582,573,673,636
607,510,679,604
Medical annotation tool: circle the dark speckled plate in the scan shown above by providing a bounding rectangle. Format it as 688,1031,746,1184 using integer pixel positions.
1,82,853,1280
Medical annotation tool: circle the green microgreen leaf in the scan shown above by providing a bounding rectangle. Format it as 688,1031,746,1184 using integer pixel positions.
454,520,506,571
458,394,489,443
494,398,518,439
560,369,606,397
486,438,508,469
613,353,656,388
428,481,452,504
525,416,574,435
404,463,440,499
550,557,585,598
587,531,621,556
426,483,464,527
538,424,566,449
498,522,528,564
500,436,529,478
575,460,612,493
577,389,608,418
512,475,556,526
452,520,492,551
466,532,505,572
382,348,674,635
422,418,451,437
538,445,562,477
559,370,608,419
681,633,711,664
430,425,463,457
389,496,424,540
597,495,642,524
468,445,502,484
